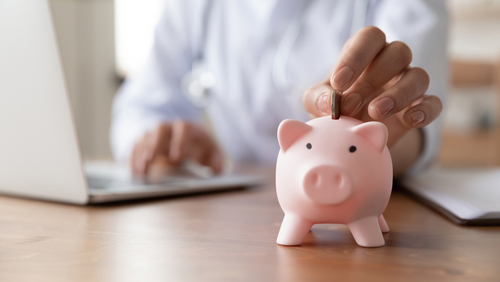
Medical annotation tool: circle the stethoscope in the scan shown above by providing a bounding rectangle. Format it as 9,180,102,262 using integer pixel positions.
181,0,370,108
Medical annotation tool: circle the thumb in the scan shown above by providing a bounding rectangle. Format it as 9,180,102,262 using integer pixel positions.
302,82,333,118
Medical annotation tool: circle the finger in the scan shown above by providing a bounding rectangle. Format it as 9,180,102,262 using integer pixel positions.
382,95,442,147
202,146,224,174
130,139,140,174
402,95,443,128
168,120,225,174
148,124,172,158
208,151,224,174
330,26,386,91
342,41,413,116
368,67,430,120
195,148,223,174
169,120,190,165
143,124,172,173
140,133,155,174
190,125,224,174
302,83,334,117
131,137,147,175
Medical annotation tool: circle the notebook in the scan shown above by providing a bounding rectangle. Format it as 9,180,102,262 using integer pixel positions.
401,167,500,225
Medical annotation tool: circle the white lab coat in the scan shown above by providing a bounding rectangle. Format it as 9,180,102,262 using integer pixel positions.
111,0,448,174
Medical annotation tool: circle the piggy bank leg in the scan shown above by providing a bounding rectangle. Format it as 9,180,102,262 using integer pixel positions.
277,214,313,246
378,214,390,233
348,216,385,247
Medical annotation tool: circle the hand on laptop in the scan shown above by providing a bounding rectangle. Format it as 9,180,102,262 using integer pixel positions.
130,120,224,175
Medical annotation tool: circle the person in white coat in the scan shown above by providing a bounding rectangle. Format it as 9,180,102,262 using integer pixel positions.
111,0,447,177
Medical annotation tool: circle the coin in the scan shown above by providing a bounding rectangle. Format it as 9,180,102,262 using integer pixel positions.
331,89,341,119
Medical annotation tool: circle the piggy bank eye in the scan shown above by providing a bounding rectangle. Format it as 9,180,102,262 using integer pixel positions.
306,143,312,149
349,146,357,153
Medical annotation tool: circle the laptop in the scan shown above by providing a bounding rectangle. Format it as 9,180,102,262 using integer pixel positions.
0,0,262,204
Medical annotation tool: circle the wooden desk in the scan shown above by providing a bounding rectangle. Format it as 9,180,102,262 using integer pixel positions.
0,168,499,282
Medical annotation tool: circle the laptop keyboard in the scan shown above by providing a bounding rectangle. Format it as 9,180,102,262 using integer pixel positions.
86,175,183,189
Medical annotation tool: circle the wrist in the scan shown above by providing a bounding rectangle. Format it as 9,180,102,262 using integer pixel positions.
389,128,423,178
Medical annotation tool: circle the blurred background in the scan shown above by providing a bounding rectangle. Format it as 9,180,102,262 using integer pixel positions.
49,0,500,166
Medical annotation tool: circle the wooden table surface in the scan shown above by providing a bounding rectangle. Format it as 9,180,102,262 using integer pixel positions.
0,167,499,282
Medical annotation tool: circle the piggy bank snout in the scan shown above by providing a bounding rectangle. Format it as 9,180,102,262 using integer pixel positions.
303,165,352,205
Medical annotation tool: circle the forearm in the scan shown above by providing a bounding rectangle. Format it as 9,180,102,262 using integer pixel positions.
389,128,423,178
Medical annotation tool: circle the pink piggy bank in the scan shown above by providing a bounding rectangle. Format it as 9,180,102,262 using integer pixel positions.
275,116,393,247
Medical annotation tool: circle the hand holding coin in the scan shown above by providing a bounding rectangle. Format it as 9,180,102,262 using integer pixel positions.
301,26,441,148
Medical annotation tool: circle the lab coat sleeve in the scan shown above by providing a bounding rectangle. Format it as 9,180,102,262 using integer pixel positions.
110,0,207,163
371,0,449,175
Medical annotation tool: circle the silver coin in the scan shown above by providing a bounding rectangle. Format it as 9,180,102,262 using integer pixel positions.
331,89,341,119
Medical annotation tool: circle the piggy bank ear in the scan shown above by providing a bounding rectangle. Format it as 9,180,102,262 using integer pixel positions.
351,122,388,153
277,119,312,152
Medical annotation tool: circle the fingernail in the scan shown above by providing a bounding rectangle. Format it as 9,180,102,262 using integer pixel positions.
410,111,425,126
373,97,394,118
333,66,353,90
317,93,329,115
342,93,362,115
